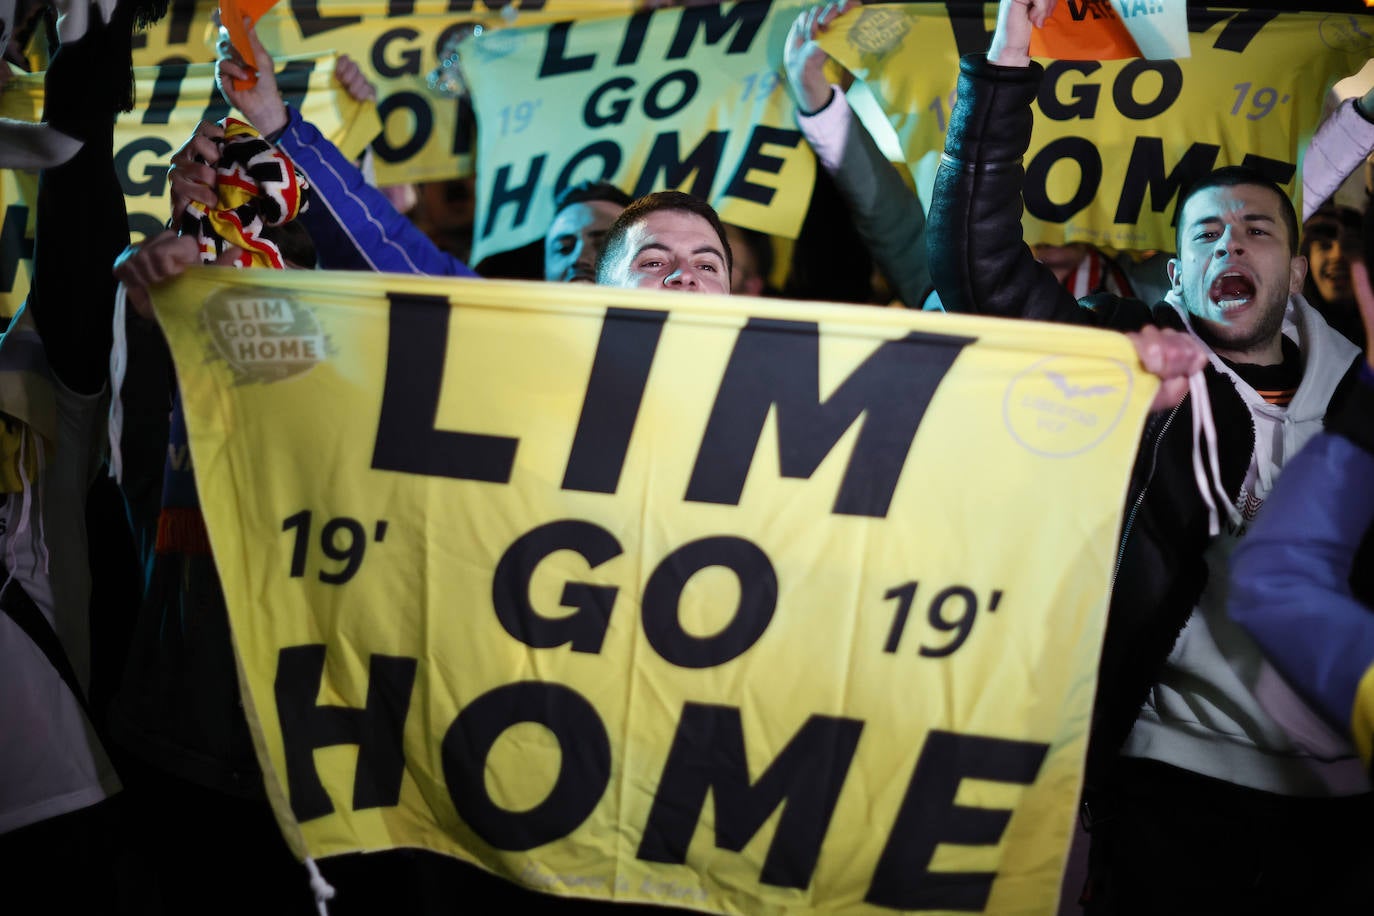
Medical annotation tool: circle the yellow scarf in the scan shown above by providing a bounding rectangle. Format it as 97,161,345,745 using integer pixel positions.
181,117,310,269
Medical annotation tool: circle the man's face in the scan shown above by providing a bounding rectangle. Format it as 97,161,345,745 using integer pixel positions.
603,209,730,294
1306,223,1355,306
544,199,624,283
1168,183,1305,364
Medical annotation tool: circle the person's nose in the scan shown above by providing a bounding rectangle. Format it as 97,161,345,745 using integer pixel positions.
1214,225,1243,259
664,265,696,288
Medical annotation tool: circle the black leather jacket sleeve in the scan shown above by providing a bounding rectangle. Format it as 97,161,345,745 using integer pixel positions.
929,55,1142,329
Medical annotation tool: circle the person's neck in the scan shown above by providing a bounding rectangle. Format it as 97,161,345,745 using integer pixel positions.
1212,336,1285,367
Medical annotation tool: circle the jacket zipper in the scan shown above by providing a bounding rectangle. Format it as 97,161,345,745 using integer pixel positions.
1112,400,1183,588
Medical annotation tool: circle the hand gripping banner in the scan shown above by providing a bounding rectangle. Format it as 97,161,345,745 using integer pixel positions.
154,270,1157,914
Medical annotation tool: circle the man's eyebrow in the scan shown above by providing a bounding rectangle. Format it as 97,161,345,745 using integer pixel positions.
631,243,726,261
1191,213,1278,228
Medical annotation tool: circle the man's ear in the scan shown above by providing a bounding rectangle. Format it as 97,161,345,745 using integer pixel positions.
1167,257,1183,293
1288,254,1308,296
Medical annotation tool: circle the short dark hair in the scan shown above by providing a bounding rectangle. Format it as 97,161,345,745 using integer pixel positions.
553,180,632,218
1301,203,1361,254
594,190,733,283
1301,203,1361,307
1175,166,1300,256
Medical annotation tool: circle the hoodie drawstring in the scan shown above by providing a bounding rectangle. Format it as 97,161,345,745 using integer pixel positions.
1188,370,1244,536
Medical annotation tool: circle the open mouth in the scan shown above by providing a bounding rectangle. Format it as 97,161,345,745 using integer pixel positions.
1209,271,1255,311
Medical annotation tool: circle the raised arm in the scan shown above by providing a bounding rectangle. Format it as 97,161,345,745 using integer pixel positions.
211,21,475,277
26,0,139,394
785,1,933,308
927,0,1093,325
273,108,475,276
1301,83,1374,220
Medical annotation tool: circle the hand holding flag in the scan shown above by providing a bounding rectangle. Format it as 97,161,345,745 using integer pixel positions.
219,0,281,89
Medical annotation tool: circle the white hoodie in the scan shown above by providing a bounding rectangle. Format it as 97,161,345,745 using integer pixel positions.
1121,292,1366,796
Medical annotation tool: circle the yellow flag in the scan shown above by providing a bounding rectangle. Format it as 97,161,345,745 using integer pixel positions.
156,269,1156,913
462,2,817,263
818,4,1369,253
250,0,639,183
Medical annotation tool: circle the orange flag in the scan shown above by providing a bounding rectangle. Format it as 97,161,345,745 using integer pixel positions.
220,0,282,87
1029,0,1142,60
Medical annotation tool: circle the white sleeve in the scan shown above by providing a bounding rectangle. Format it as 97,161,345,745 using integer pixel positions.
796,85,852,175
1302,98,1374,221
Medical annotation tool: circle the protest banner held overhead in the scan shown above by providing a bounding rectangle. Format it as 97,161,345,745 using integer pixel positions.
460,0,817,264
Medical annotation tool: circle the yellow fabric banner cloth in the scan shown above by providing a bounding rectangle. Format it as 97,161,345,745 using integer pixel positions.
155,269,1156,913
461,1,816,263
819,4,1371,252
250,0,638,183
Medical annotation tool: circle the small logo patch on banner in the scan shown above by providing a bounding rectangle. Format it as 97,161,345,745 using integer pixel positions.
848,8,909,57
1003,355,1133,457
1320,14,1374,52
203,287,328,384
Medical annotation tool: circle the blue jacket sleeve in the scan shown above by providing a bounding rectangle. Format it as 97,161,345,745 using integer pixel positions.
1230,382,1374,737
274,108,477,277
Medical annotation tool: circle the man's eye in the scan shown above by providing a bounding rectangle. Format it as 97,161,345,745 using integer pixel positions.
698,263,717,272
1195,231,1218,241
1248,227,1269,236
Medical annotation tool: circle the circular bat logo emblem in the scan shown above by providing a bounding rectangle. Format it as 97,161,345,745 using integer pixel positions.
1003,355,1133,457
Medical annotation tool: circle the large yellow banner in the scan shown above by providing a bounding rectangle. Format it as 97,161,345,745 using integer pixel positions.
0,55,377,316
461,1,816,263
155,269,1156,913
820,4,1372,252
